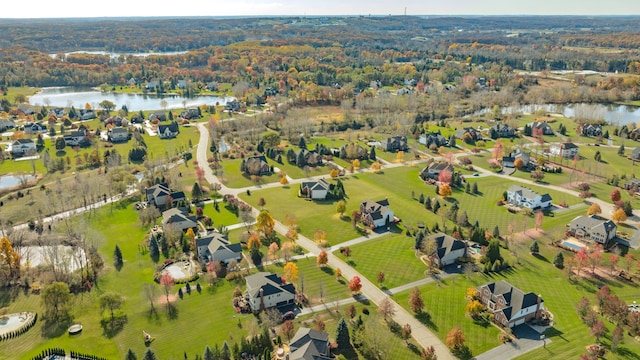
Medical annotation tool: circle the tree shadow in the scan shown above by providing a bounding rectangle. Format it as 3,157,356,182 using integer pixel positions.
101,314,128,338
0,286,20,307
320,267,334,276
415,312,438,331
452,345,473,360
616,347,640,360
166,303,179,320
41,314,73,338
532,253,549,263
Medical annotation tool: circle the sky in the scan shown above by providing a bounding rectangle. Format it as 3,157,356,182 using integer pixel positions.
7,0,640,18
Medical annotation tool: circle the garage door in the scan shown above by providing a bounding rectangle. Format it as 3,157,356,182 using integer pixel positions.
513,317,526,326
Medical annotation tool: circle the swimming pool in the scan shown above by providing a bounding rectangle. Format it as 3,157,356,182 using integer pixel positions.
562,241,585,251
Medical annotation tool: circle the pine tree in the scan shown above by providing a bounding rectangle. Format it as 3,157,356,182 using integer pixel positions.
433,200,440,214
149,235,160,263
465,182,471,193
369,146,376,160
143,349,157,360
203,345,214,360
424,196,432,210
336,317,350,351
553,252,564,269
493,225,500,239
113,245,123,270
472,182,478,194
529,241,539,255
192,182,203,201
298,136,307,149
125,349,137,360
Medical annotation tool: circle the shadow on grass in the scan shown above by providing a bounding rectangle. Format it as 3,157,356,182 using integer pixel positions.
41,314,73,338
452,345,473,360
544,327,568,342
333,343,359,359
0,286,20,308
471,316,491,328
415,312,438,331
167,303,179,320
320,267,334,276
616,347,640,360
101,314,128,338
532,253,549,263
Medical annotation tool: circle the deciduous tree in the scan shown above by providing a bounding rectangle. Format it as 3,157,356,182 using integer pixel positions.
376,271,385,287
100,291,125,322
610,189,621,202
159,273,174,304
612,208,627,223
336,200,346,217
256,210,275,237
439,183,452,198
42,281,72,320
283,262,299,283
0,236,21,278
378,297,395,320
281,320,295,341
408,287,425,314
446,326,466,350
587,203,601,216
348,276,362,294
317,250,328,267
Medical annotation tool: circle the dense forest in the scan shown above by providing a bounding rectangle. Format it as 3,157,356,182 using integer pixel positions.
1,15,640,119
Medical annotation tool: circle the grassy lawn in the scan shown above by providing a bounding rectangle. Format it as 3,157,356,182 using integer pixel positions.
334,233,427,290
219,158,276,188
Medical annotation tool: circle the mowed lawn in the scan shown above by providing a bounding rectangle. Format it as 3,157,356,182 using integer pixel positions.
334,233,427,290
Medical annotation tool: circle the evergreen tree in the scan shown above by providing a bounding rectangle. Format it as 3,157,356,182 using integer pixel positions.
221,341,231,360
143,349,157,360
296,150,306,167
486,240,503,264
149,234,160,263
419,193,425,204
298,136,307,149
203,346,214,360
125,349,137,360
424,196,432,211
369,146,376,160
472,182,479,194
618,144,625,155
168,111,174,121
492,225,500,239
465,182,471,193
113,245,123,271
192,182,203,201
623,201,634,216
553,252,564,269
336,317,351,351
433,200,440,214
529,240,539,255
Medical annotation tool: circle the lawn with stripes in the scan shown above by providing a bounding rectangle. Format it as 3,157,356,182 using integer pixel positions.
333,233,427,290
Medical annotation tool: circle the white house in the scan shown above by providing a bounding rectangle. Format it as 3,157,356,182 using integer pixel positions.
549,142,579,159
299,179,330,200
427,232,467,268
161,208,197,234
245,272,296,314
569,215,617,245
478,281,544,328
107,127,130,142
11,139,36,157
158,122,179,139
360,199,394,228
507,185,552,210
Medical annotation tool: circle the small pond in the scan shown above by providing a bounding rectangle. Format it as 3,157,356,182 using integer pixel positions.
0,174,37,190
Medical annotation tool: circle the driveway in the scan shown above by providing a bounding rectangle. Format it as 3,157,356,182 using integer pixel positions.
472,324,549,360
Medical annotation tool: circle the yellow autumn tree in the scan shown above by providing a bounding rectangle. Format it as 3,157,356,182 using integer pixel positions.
0,236,21,278
247,234,262,251
612,208,627,224
330,169,339,178
185,228,196,251
283,262,299,283
371,161,381,173
280,176,289,185
587,203,602,216
256,210,275,237
352,159,360,170
439,183,452,198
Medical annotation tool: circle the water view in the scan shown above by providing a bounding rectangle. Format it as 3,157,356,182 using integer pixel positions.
0,174,37,190
477,103,640,125
29,87,234,112
49,50,190,60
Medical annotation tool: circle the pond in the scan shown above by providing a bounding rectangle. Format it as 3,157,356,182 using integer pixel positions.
29,87,234,112
476,103,640,125
49,50,189,60
0,174,37,190
19,245,88,273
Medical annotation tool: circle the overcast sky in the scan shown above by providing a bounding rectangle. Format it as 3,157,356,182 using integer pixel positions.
6,0,640,18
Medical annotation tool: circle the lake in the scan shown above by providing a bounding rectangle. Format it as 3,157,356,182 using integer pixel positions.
29,87,234,112
477,103,640,125
49,50,189,60
0,174,37,190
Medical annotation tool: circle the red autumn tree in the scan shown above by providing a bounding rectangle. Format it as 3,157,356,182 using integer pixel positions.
348,276,362,294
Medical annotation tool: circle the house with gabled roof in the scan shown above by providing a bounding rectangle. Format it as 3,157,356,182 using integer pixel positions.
455,127,480,141
581,124,602,137
427,232,468,268
360,199,394,228
381,136,408,152
64,129,89,147
568,215,617,246
158,122,179,139
245,272,296,314
161,208,197,234
529,121,554,136
24,122,46,135
299,179,330,200
418,132,448,148
107,127,130,143
11,138,36,157
79,109,96,120
507,185,552,210
419,162,454,181
145,183,187,210
478,280,544,328
0,119,15,132
196,233,242,264
502,149,531,168
490,123,516,139
149,112,167,122
242,155,271,176
288,328,332,360
549,142,579,159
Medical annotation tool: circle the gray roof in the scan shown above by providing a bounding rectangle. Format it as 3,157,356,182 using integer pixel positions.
196,233,242,263
245,272,296,299
427,232,466,260
480,280,541,322
161,208,197,228
301,179,330,192
508,185,550,202
289,328,331,360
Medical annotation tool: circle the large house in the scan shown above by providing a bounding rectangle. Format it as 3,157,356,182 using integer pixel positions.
145,183,187,210
196,233,242,264
549,142,579,159
502,149,531,168
149,112,167,122
380,136,408,152
158,122,179,139
64,130,89,147
297,149,323,167
79,109,96,120
490,123,516,139
418,132,448,148
456,127,481,141
10,139,36,157
581,124,602,137
568,215,617,245
506,185,552,210
0,119,15,132
529,121,554,136
360,199,394,228
625,178,640,192
245,272,296,314
299,179,330,200
107,127,130,143
24,122,46,135
427,232,468,268
419,162,454,181
478,281,544,328
242,156,271,176
161,208,197,234
287,328,332,360
180,108,201,120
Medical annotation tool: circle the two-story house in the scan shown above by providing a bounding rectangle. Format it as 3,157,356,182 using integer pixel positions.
380,136,409,152
529,121,554,136
64,130,89,147
549,142,579,159
360,199,394,228
161,208,197,234
478,281,544,328
107,127,130,143
158,122,179,139
11,139,36,157
242,156,271,176
491,123,516,139
245,272,296,314
502,149,531,168
427,232,468,268
418,132,448,148
287,328,332,360
196,233,242,264
568,215,617,246
419,162,455,181
506,185,552,210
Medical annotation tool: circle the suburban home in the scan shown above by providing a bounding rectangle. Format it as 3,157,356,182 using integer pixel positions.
299,179,330,200
419,162,455,181
180,108,201,120
0,119,16,132
48,107,65,118
478,281,544,328
581,124,603,137
177,79,189,89
127,77,137,87
418,132,448,148
145,183,187,210
502,149,531,168
456,127,481,141
149,112,167,122
427,232,468,268
245,272,296,314
206,82,219,91
225,100,241,112
242,155,271,176
196,233,242,264
380,136,409,152
17,104,35,116
158,122,179,139
360,199,394,228
10,139,36,157
287,328,332,360
625,178,640,192
568,215,617,245
107,127,130,143
529,121,554,136
161,208,197,234
24,122,47,135
490,123,516,139
506,185,552,210
549,142,579,159
145,80,160,90
64,130,88,147
79,109,96,120
297,149,323,167
631,148,640,161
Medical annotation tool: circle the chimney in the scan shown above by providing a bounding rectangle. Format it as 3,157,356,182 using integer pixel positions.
535,294,542,319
